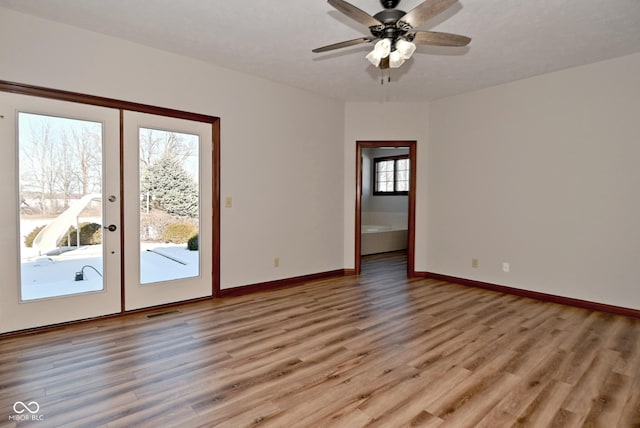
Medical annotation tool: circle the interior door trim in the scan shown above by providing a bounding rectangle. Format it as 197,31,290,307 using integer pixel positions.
0,80,216,124
0,80,221,306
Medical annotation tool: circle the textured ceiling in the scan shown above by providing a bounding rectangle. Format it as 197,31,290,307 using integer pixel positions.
1,0,640,102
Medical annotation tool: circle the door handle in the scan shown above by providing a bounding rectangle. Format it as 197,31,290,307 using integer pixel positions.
104,224,117,232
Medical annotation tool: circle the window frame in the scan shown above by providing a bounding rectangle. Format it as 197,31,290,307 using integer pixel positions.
372,154,410,196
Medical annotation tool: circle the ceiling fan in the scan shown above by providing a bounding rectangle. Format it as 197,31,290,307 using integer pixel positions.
312,0,471,69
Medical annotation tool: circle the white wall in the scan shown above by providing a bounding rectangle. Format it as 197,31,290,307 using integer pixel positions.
427,53,640,309
344,102,429,268
0,9,345,289
345,54,640,310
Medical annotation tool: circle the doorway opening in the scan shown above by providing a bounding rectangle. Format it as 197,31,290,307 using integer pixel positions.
355,141,416,276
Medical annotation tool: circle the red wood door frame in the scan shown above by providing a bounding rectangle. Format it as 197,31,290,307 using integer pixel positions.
355,140,416,276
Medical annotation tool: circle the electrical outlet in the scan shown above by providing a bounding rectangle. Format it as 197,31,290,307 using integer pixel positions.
274,257,279,268
472,258,479,268
502,262,510,273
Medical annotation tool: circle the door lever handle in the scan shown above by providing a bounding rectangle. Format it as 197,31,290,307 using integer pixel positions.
104,224,117,232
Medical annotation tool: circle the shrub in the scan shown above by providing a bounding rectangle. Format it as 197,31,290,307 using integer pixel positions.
84,223,102,245
140,211,198,242
140,210,176,241
187,233,199,251
59,222,102,246
25,225,46,248
162,222,198,244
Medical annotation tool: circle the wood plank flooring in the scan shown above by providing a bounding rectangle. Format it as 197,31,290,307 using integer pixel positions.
1,252,640,427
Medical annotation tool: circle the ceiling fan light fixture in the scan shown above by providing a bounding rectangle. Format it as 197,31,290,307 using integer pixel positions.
366,38,392,66
395,38,416,59
313,0,472,76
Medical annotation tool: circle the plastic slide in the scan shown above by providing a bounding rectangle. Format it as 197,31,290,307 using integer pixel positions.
32,193,101,253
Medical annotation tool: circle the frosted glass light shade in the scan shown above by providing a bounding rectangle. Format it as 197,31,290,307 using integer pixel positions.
389,50,405,68
395,39,416,59
365,50,382,67
366,38,392,66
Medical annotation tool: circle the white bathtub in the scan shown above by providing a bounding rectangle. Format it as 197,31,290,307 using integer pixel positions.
361,225,408,255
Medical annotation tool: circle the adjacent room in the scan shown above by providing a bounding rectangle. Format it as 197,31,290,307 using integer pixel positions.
1,0,639,425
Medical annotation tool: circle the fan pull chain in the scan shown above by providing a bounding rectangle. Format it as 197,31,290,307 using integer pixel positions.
380,69,392,85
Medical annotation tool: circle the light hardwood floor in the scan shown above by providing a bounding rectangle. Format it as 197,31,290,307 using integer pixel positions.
1,252,639,427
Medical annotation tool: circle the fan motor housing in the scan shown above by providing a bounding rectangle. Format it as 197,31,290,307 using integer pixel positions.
371,9,407,40
373,8,406,25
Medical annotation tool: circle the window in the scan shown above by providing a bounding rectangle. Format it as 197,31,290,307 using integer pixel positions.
373,155,410,195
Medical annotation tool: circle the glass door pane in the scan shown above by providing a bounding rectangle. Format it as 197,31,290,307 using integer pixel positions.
139,127,200,284
18,113,105,300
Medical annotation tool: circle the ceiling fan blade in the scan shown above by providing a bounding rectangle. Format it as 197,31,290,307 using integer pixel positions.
312,37,373,53
397,0,457,29
327,0,383,28
411,31,471,46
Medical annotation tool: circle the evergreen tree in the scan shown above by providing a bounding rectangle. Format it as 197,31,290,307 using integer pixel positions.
141,156,198,218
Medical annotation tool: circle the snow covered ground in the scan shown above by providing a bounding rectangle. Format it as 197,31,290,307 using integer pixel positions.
21,246,104,300
140,242,199,284
21,243,199,301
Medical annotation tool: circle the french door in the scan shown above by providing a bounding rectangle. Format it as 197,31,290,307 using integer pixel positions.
0,90,215,333
122,111,213,311
0,92,121,333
